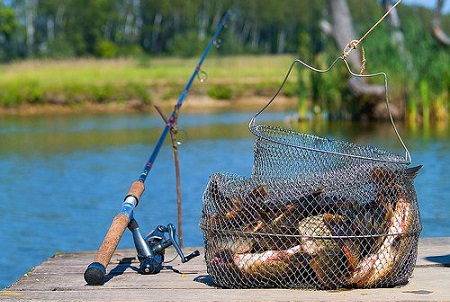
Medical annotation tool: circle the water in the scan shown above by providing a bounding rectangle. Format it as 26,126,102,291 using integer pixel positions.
0,111,449,289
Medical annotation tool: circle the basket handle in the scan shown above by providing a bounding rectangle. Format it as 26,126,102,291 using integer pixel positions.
248,57,411,163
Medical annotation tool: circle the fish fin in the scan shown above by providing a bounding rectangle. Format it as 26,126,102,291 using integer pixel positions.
406,165,423,179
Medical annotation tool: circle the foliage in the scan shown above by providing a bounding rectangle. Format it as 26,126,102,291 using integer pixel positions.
0,3,19,60
207,84,233,100
0,56,295,107
0,0,338,59
0,0,448,123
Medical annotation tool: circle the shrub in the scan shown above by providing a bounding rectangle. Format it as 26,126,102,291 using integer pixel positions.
95,40,119,58
207,84,233,100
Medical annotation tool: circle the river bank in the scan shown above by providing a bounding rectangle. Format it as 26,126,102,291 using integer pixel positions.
0,55,299,117
1,55,445,124
0,95,298,116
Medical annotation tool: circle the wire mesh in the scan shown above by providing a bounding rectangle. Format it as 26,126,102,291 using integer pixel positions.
200,56,421,289
200,125,421,289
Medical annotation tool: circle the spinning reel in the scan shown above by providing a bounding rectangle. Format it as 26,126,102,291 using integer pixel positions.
128,218,199,274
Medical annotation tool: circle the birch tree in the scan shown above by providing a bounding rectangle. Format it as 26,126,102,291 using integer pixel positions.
432,0,450,45
323,0,384,97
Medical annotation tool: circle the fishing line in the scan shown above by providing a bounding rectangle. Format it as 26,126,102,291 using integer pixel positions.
139,11,231,183
342,0,402,69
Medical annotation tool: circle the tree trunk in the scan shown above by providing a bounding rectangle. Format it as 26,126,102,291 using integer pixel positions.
123,0,142,42
25,0,38,55
432,0,450,45
327,0,361,69
277,29,286,54
151,13,162,52
325,0,384,97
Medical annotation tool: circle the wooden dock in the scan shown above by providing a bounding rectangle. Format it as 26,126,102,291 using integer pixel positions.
1,237,449,301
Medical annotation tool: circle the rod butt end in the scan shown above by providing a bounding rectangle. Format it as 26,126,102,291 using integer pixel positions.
84,262,106,285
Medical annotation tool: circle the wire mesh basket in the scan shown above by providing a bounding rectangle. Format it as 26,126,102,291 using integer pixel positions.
200,58,422,289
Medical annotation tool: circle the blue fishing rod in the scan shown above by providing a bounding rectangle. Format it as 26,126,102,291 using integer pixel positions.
84,10,231,285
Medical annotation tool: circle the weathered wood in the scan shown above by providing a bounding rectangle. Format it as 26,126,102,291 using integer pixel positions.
1,238,449,302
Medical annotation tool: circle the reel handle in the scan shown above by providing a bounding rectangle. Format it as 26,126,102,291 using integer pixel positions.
165,223,200,263
84,181,145,285
182,250,201,263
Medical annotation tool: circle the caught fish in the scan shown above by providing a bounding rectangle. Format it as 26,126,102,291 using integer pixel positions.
242,189,325,251
298,213,341,255
342,190,394,256
252,189,325,230
224,185,269,220
405,165,423,179
232,245,305,278
206,183,269,229
310,250,351,289
347,184,413,287
322,214,362,272
370,165,423,185
212,235,255,254
204,165,421,289
304,214,361,288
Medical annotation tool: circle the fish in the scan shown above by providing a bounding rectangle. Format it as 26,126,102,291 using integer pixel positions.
232,245,305,279
370,165,423,185
405,165,423,179
297,213,349,255
212,235,255,254
241,189,325,251
310,250,351,289
341,189,394,256
205,165,422,288
305,214,362,288
347,184,413,287
206,183,269,229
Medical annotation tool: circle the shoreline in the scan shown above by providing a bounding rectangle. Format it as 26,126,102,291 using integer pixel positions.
0,95,298,117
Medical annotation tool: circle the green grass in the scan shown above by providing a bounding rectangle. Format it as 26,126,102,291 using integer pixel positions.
0,55,297,107
1,54,447,125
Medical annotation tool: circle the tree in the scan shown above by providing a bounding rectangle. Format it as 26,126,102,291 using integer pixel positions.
432,0,450,45
322,0,384,98
0,3,18,60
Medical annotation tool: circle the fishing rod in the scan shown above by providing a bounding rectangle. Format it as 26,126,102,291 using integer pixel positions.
84,10,231,286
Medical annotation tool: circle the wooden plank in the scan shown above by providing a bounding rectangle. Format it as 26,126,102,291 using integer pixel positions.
416,237,450,267
1,238,449,302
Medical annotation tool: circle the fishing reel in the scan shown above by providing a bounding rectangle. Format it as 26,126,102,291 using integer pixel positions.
128,218,200,274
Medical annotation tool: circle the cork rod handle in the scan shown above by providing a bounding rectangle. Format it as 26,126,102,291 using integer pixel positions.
84,181,144,285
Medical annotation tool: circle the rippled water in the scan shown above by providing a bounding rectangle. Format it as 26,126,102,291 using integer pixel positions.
0,111,448,289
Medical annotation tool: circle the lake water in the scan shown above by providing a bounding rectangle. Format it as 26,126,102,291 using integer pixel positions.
0,110,449,289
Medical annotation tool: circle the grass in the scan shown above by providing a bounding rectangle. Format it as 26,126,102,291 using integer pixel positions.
1,55,446,125
0,55,298,108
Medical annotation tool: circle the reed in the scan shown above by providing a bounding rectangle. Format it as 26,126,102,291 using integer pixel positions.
420,80,430,126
